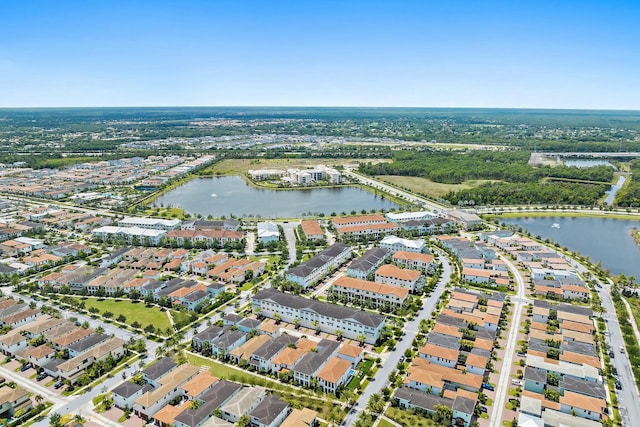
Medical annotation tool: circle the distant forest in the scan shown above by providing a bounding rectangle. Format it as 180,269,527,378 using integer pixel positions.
359,150,615,206
1,107,640,151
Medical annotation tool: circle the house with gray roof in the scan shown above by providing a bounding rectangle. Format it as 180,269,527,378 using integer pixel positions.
143,357,177,387
182,289,210,311
237,318,261,333
67,333,108,357
174,380,242,427
452,395,477,427
250,334,298,372
285,243,352,289
292,339,339,388
393,386,453,414
347,247,389,279
112,381,153,409
250,394,290,427
210,327,247,358
192,326,223,352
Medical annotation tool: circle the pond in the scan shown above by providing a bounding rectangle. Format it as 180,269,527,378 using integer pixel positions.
564,159,615,168
500,216,640,279
152,176,400,218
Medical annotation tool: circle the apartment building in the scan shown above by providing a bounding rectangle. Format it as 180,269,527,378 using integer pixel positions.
252,289,385,344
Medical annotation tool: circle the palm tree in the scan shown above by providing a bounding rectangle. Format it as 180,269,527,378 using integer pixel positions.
49,412,61,427
155,346,166,358
356,334,367,347
73,414,85,426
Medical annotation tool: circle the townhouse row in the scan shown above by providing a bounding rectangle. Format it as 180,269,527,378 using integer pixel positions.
483,231,590,301
192,320,364,395
115,358,315,427
519,300,606,426
0,299,125,384
394,288,507,427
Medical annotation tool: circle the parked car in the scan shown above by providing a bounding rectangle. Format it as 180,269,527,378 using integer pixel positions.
615,380,623,390
511,379,523,386
482,383,495,391
54,381,64,389
36,372,47,381
20,364,31,372
609,351,615,358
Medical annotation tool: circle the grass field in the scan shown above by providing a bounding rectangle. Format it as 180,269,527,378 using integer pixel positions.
72,297,172,332
186,353,305,394
201,158,390,176
170,309,193,328
377,419,396,427
375,175,499,198
385,406,437,427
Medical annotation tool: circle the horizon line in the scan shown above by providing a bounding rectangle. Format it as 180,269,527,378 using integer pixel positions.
0,105,639,112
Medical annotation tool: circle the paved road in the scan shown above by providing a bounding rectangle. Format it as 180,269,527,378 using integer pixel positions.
489,254,531,427
597,283,640,426
280,221,300,267
342,249,453,426
342,169,448,214
539,251,640,425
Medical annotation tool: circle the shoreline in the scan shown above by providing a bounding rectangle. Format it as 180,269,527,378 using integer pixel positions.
484,210,640,221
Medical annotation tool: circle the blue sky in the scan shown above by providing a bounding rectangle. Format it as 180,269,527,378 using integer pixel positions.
0,1,638,109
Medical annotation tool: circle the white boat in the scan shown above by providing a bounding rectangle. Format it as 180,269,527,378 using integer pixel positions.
551,223,560,229
211,193,217,198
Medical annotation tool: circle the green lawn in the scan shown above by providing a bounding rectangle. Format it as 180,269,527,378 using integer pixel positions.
375,175,500,198
378,419,396,427
72,297,171,332
385,406,437,427
170,309,193,329
186,353,304,394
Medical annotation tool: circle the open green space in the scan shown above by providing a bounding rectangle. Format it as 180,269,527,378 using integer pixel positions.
186,353,307,395
377,419,396,427
200,158,390,176
170,309,194,329
385,406,437,427
70,297,172,332
376,175,499,198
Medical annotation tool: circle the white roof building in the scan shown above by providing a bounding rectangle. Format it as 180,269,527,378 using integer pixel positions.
118,217,181,230
257,222,280,243
380,235,426,253
385,211,437,223
92,226,166,245
15,237,46,247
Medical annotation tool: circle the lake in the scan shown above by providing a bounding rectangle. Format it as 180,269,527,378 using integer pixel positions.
500,216,640,278
564,159,615,168
152,176,400,218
